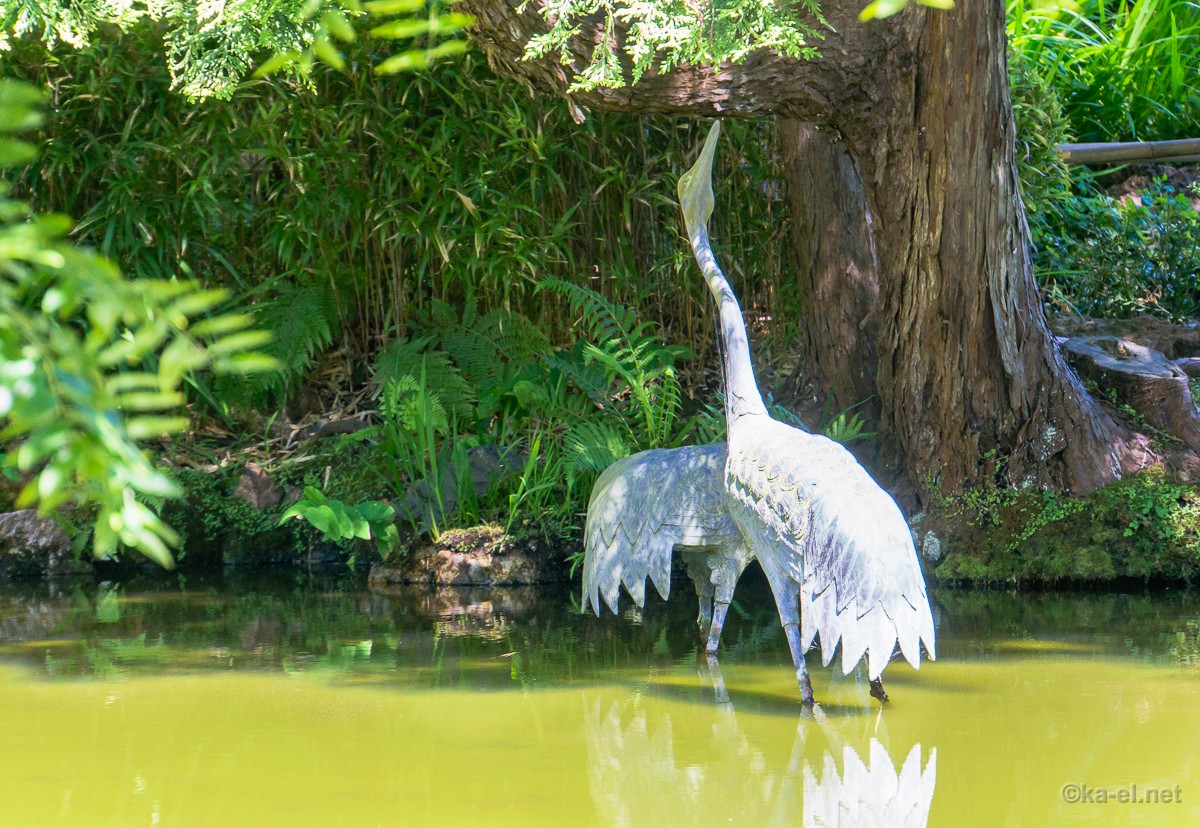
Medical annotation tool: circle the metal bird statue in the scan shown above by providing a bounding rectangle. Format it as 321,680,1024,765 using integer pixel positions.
583,443,753,653
582,121,935,705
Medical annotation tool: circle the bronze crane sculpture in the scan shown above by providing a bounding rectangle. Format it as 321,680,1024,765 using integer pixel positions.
582,122,935,705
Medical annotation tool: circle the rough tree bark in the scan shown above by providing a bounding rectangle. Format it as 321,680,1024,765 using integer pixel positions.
460,0,1168,500
777,120,880,428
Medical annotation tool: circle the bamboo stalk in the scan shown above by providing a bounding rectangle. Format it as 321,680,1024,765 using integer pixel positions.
1059,139,1200,165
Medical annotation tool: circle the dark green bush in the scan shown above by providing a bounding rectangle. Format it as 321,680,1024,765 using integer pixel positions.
1034,180,1200,321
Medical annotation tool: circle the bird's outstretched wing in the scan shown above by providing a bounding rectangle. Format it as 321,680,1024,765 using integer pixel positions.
726,420,936,679
583,444,739,615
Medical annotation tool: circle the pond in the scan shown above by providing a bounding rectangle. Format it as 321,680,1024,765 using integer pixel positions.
0,570,1197,827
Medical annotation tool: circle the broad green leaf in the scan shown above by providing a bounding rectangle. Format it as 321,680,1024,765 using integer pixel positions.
350,514,372,540
305,504,343,537
302,486,329,505
206,330,274,355
125,416,189,439
313,35,346,70
356,501,395,522
364,0,426,13
322,9,357,41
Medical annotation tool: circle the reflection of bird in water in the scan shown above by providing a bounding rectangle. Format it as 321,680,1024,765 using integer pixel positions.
583,122,935,704
805,740,937,828
582,663,936,828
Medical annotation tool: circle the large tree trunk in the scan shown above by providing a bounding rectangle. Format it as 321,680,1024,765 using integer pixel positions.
777,120,881,430
461,0,1166,501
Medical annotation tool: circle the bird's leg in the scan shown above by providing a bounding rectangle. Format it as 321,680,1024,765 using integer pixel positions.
869,677,889,702
696,580,715,642
706,570,739,655
703,654,732,705
782,622,816,706
706,600,731,655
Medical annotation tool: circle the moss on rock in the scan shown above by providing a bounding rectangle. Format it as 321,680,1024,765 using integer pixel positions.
923,466,1200,585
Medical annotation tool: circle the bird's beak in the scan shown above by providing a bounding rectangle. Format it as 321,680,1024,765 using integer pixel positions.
678,120,721,240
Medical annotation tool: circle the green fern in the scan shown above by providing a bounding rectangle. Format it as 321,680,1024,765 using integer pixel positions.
562,418,631,488
538,278,687,450
373,335,475,426
249,280,336,399
380,374,449,437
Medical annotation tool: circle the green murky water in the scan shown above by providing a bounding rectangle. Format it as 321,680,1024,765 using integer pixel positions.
1,572,1197,827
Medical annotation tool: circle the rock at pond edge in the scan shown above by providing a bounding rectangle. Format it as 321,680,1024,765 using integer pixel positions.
0,510,94,579
368,525,566,589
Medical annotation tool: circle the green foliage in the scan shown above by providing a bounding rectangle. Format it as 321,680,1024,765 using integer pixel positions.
1008,0,1200,143
244,280,338,403
1034,179,1200,321
374,337,476,428
7,29,801,553
8,41,793,414
821,410,876,444
279,485,400,557
858,0,954,20
2,0,470,100
929,467,1200,584
1008,45,1074,219
539,278,687,455
524,0,827,92
0,79,276,565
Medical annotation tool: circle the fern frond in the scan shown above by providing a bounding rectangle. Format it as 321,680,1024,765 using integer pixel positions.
562,417,631,488
380,375,449,436
243,279,336,400
648,366,683,448
373,335,475,425
547,344,621,415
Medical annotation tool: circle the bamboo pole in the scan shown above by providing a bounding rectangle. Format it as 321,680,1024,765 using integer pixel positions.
1059,138,1200,165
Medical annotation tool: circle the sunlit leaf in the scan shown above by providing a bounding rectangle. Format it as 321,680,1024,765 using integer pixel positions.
206,330,274,355
125,416,189,439
213,352,284,374
363,0,426,12
322,9,357,41
859,0,912,20
313,35,346,70
255,51,301,78
115,391,186,411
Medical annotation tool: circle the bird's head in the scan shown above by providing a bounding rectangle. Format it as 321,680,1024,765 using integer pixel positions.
677,120,721,240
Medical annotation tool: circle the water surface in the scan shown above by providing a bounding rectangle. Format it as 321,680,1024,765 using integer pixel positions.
1,572,1197,826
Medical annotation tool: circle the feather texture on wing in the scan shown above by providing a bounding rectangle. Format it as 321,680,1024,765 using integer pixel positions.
583,444,742,616
725,418,936,680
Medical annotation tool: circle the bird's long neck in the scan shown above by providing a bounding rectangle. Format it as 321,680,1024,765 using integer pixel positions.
688,223,767,427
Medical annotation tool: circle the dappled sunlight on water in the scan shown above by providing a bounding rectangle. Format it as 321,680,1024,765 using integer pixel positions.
0,574,1197,826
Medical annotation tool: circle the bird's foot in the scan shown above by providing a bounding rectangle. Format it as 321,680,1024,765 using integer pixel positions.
800,702,827,724
869,677,889,703
799,672,816,707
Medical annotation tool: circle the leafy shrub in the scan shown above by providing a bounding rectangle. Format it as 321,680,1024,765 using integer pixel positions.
1009,46,1074,219
1035,180,1200,320
0,80,275,565
279,486,399,558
